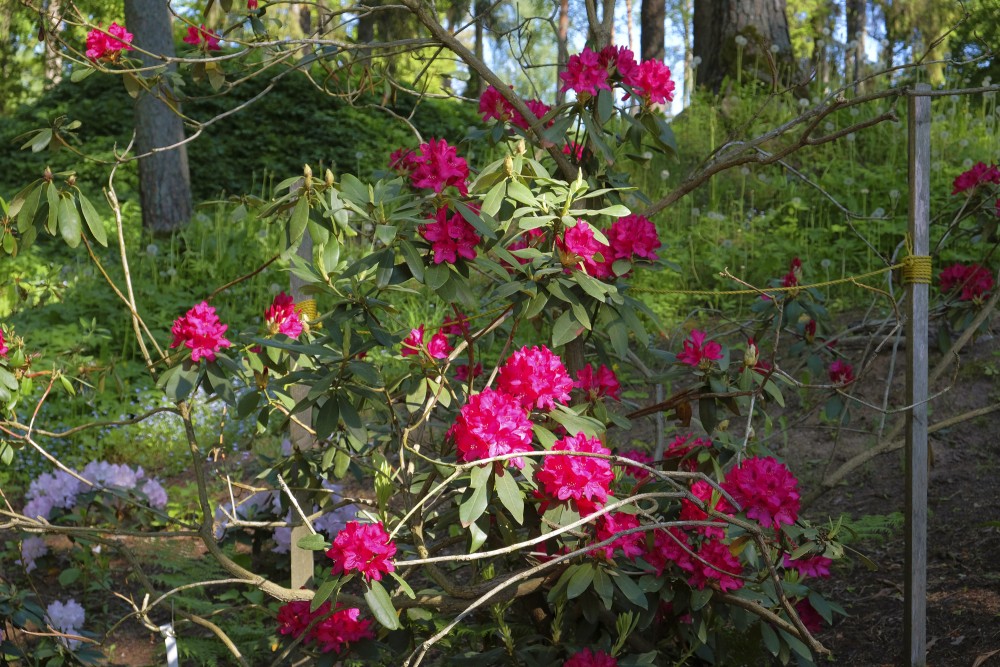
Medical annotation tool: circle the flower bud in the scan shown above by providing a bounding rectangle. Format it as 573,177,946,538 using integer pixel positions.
325,169,335,187
66,174,77,187
503,154,514,178
43,166,53,182
743,339,759,368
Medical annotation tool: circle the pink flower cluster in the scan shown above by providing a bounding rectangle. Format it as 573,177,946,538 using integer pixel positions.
781,257,803,288
449,345,573,469
265,292,303,338
325,520,397,582
563,648,619,667
535,432,614,515
783,553,833,579
676,329,723,369
594,511,644,560
420,207,481,264
401,324,452,359
497,345,575,410
170,301,231,362
183,24,221,51
276,600,374,654
85,23,133,61
722,456,800,529
558,215,661,279
939,263,994,302
576,363,621,401
952,162,1000,195
559,45,675,107
390,139,469,196
644,528,743,592
828,359,854,384
679,480,733,538
478,86,552,130
448,387,535,468
0,327,7,357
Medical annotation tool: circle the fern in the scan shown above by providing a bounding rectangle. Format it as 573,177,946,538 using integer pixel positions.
835,512,904,545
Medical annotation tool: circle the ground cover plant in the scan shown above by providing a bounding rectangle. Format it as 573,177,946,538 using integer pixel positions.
2,1,1000,666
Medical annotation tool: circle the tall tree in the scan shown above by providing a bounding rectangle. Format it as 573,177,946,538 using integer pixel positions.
845,0,866,83
640,0,665,61
124,0,192,234
692,0,795,92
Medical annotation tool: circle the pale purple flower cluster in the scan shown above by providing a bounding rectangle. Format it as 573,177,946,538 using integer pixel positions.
46,599,86,648
18,536,49,573
214,481,356,552
22,462,168,521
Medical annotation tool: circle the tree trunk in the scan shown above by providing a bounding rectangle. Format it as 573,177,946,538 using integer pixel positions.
467,0,488,96
640,0,665,62
43,0,62,86
692,0,794,92
124,0,193,235
556,0,569,103
845,0,866,85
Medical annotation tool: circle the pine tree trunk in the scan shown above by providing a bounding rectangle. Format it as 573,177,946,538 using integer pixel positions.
640,0,665,62
43,0,62,86
692,0,795,92
556,0,569,103
124,0,193,235
845,0,867,84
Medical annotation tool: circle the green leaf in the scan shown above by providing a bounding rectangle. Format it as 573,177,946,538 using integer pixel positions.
494,470,524,524
468,519,488,553
566,563,595,600
24,129,52,153
58,568,81,586
45,183,59,235
312,578,339,612
289,195,310,246
296,533,329,551
314,398,341,439
506,180,536,206
77,193,107,246
592,567,614,610
760,621,780,656
71,67,95,83
459,482,488,527
482,181,506,217
611,572,648,609
58,196,81,247
552,310,581,348
364,580,401,630
0,368,18,391
16,184,41,233
597,88,615,124
549,405,604,437
389,571,416,599
690,586,713,611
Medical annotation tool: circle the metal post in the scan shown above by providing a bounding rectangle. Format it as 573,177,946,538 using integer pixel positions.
905,83,931,667
289,230,315,589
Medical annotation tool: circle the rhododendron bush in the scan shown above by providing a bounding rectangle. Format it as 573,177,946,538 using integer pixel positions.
3,3,999,667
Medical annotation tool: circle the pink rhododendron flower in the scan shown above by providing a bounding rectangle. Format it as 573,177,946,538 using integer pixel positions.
441,311,471,336
420,207,481,264
455,362,482,382
497,345,574,411
521,99,553,129
594,511,644,560
0,328,7,357
265,292,303,338
558,220,614,279
85,22,134,60
563,141,586,161
676,329,723,369
426,331,452,359
795,599,825,633
535,432,614,511
804,318,817,342
397,138,469,195
478,86,552,130
952,161,1000,195
576,363,621,401
619,448,655,480
170,301,231,362
276,599,324,640
687,538,744,592
624,59,675,105
448,388,534,469
783,553,833,579
665,433,712,461
781,256,803,288
606,214,661,263
564,647,619,667
828,359,855,384
598,45,639,81
183,24,221,51
939,263,994,301
645,527,694,576
325,520,397,582
680,480,734,538
247,0,259,9
312,606,374,654
400,324,425,357
559,47,612,97
723,456,800,529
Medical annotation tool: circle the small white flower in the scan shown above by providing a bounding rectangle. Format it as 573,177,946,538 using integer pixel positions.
872,207,885,218
963,158,974,168
642,151,653,160
822,27,831,37
815,39,824,49
660,169,670,180
770,44,780,53
146,243,159,256
844,177,855,186
824,121,835,131
889,189,900,201
691,207,700,218
691,56,702,67
846,133,855,142
860,187,869,195
960,139,969,147
798,98,810,108
734,35,748,47
821,258,832,269
939,129,950,140
740,167,751,176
